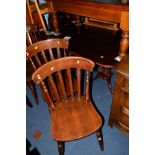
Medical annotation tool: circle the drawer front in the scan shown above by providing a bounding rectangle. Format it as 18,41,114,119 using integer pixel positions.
123,77,129,89
109,73,129,135
119,91,129,110
118,109,129,127
121,77,129,93
118,81,129,129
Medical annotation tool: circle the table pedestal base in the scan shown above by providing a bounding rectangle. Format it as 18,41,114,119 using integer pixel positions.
94,67,113,94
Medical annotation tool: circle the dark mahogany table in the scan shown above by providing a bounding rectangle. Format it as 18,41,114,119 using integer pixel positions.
67,27,120,94
47,0,129,57
70,51,118,94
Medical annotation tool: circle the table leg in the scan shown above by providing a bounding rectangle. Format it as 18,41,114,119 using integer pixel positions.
47,0,60,34
94,67,113,94
51,11,60,34
119,31,129,57
119,11,129,57
75,15,81,34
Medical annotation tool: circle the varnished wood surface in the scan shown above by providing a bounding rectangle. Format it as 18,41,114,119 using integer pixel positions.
109,55,129,135
26,38,69,60
52,0,129,12
32,57,95,84
32,56,103,145
26,38,69,103
52,96,102,141
51,0,128,23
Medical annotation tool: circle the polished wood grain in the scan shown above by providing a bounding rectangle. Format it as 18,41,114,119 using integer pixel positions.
26,38,70,103
109,56,129,135
32,57,103,155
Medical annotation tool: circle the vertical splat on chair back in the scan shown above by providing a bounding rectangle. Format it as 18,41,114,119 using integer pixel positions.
26,38,69,70
32,57,95,110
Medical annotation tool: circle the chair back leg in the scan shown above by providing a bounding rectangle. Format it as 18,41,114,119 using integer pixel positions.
27,80,38,105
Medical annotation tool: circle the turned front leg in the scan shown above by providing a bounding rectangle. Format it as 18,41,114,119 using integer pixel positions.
52,11,60,34
57,141,64,155
46,0,60,34
119,31,129,57
119,11,129,57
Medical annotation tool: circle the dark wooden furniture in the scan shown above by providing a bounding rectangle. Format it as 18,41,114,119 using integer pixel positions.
47,0,129,57
70,51,117,94
108,56,129,135
26,38,69,103
32,56,104,155
68,27,119,94
93,62,115,94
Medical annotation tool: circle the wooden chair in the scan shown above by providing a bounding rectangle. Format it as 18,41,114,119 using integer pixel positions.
32,56,104,155
26,24,39,106
26,38,70,102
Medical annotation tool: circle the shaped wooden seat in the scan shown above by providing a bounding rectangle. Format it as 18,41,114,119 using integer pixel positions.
32,57,104,155
52,96,102,141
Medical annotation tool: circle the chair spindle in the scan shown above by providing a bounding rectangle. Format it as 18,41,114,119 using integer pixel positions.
77,69,81,98
66,69,74,98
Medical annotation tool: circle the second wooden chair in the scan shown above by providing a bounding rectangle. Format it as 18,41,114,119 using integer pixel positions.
26,38,70,103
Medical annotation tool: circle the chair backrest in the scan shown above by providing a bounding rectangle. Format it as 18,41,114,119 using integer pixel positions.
26,38,69,70
26,38,69,103
32,56,95,111
26,24,38,46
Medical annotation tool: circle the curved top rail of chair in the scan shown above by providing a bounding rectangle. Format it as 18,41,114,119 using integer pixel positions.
26,38,69,60
32,56,95,84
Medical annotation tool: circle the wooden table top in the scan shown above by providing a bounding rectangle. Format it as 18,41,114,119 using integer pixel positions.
52,0,129,11
82,0,128,5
